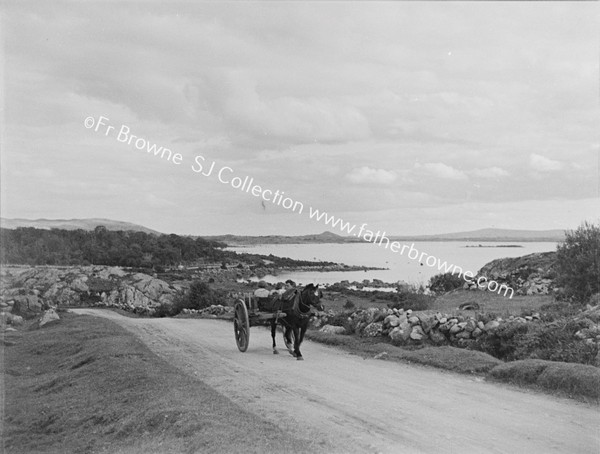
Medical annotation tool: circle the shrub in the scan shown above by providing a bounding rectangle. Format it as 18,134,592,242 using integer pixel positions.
343,299,355,310
325,311,354,332
513,320,598,365
153,302,173,318
474,315,598,365
555,221,600,303
170,281,219,315
474,321,529,361
387,290,434,312
538,301,581,322
428,272,463,294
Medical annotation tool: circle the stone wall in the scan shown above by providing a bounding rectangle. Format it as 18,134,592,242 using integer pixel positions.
315,307,539,347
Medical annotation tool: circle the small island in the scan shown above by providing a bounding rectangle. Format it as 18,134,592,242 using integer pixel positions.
463,244,523,248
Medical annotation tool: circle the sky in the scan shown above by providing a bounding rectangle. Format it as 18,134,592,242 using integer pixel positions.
1,1,598,236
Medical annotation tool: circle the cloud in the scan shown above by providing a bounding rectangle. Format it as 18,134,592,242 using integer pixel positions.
529,153,565,172
1,2,598,234
345,166,397,185
196,71,371,147
470,167,510,178
416,162,468,181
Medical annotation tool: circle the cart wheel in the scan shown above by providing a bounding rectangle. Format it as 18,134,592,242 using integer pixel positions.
234,299,250,352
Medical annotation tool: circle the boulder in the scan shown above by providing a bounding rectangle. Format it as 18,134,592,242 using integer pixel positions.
389,326,410,343
429,330,447,345
12,295,42,316
484,320,501,332
456,331,472,339
410,325,426,341
362,322,383,337
464,319,477,333
56,287,80,305
39,309,60,327
384,315,400,327
449,324,463,335
408,316,420,325
418,313,436,333
10,315,24,326
438,323,451,333
70,276,89,292
320,324,346,335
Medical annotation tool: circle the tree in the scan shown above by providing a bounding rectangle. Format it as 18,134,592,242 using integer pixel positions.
555,221,600,303
171,280,217,314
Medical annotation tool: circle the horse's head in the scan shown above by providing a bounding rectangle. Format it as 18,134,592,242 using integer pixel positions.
301,284,324,311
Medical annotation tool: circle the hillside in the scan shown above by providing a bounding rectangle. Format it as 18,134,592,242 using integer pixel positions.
0,218,161,235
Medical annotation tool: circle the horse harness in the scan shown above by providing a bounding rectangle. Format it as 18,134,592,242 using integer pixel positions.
291,290,312,319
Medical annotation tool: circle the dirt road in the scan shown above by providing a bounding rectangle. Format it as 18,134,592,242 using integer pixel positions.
72,309,599,454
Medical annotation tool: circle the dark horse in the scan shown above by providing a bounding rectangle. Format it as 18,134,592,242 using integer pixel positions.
270,284,324,360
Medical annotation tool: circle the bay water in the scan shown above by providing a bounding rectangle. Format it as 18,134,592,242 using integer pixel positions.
227,242,557,287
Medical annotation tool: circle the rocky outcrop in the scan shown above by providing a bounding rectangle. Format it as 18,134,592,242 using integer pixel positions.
475,252,557,295
1,266,179,316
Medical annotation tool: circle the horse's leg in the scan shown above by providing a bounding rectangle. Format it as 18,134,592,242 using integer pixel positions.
295,323,308,361
271,319,279,354
293,325,303,360
284,326,294,355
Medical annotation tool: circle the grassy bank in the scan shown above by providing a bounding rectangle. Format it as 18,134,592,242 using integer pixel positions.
3,312,316,454
305,330,600,403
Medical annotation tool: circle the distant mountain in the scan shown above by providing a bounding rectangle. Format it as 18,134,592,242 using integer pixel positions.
208,228,566,245
390,228,565,242
0,219,566,244
205,231,363,245
0,218,162,235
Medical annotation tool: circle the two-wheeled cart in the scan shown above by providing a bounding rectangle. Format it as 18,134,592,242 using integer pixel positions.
233,294,286,352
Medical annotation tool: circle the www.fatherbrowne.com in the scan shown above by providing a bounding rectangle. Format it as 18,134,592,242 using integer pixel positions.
83,116,512,298
307,207,514,299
